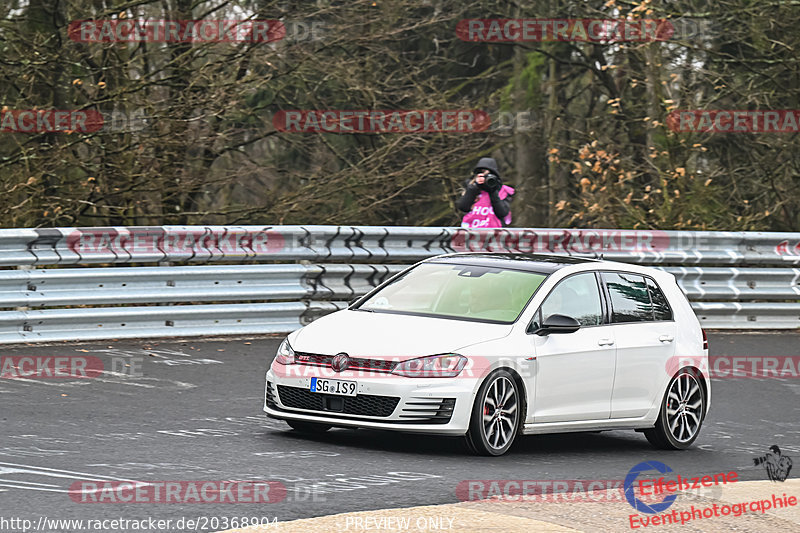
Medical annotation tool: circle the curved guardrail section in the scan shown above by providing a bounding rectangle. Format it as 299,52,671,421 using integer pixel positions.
0,226,798,343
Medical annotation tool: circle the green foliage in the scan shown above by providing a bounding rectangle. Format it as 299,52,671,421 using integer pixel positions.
500,51,546,111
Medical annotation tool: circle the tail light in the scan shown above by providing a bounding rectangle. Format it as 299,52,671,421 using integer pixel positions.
702,329,709,351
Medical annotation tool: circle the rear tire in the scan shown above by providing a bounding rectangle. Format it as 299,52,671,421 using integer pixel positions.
465,369,520,456
645,369,705,450
286,420,332,433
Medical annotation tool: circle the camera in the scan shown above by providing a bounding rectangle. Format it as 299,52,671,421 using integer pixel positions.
483,173,500,190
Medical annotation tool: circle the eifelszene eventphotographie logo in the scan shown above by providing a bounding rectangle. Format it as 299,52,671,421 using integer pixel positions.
624,461,678,514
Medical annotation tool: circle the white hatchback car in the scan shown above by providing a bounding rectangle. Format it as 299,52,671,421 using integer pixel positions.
264,253,710,456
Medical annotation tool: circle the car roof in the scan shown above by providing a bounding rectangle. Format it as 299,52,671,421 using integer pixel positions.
425,252,599,274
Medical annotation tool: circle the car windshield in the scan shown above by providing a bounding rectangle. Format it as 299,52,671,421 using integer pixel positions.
356,262,548,323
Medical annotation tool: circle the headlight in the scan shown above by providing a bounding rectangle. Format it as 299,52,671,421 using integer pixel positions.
391,354,467,378
274,338,296,365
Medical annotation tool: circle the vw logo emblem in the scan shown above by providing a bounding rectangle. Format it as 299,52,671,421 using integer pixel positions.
331,353,350,372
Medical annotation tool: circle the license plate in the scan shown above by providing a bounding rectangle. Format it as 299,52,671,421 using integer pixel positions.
310,377,357,397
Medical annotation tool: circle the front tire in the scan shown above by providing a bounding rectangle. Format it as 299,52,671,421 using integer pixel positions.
465,370,520,456
645,369,705,450
286,420,332,434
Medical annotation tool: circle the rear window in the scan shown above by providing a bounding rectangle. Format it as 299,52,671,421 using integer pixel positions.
647,277,673,321
603,272,653,323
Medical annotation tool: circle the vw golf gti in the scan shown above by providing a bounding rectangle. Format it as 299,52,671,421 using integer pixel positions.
264,253,710,456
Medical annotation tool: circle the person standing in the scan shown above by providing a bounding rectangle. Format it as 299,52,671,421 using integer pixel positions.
456,157,515,228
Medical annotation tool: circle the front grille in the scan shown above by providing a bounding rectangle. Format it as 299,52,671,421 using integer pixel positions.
294,352,396,373
277,385,400,417
399,397,456,424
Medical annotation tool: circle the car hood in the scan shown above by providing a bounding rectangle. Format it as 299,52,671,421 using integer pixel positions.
290,309,513,358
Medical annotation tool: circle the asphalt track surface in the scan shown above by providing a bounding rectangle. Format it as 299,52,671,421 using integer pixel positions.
0,332,798,531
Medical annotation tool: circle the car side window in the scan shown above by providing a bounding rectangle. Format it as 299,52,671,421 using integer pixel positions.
647,277,673,321
603,272,653,323
538,273,603,327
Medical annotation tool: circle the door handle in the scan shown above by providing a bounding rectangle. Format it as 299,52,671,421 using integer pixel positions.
598,339,614,346
659,335,674,343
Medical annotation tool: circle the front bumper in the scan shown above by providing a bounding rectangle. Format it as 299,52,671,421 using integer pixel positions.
264,367,478,435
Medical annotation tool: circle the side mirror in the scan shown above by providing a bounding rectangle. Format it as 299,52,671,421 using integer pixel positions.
533,314,581,336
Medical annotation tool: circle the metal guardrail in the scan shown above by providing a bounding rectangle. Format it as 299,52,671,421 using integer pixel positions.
0,225,798,343
690,302,800,329
0,264,404,307
664,267,800,301
0,302,348,344
3,225,800,266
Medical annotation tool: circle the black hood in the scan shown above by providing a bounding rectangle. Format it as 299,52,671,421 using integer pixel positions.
473,157,500,177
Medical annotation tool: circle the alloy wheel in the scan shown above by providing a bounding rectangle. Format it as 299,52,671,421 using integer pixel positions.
481,376,518,450
665,372,703,443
